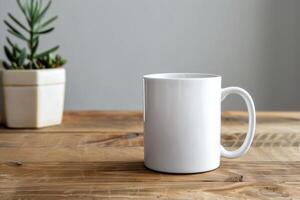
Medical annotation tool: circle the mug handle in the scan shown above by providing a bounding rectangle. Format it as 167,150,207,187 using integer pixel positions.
221,87,256,158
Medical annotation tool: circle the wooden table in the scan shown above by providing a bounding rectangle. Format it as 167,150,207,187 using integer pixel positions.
0,111,299,199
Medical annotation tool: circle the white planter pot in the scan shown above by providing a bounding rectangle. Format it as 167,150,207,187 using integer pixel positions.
1,68,65,128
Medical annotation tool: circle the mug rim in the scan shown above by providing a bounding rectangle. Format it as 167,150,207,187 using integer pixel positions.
143,73,221,80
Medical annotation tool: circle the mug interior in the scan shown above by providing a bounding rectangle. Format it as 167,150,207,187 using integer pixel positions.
143,73,220,80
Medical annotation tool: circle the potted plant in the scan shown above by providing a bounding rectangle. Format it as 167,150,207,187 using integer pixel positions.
1,0,66,128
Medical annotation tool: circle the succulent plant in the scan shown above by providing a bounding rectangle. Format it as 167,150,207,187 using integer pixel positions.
2,0,66,70
36,53,66,69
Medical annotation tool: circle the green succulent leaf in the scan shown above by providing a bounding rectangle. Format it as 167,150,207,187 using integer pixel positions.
15,46,22,53
36,0,52,22
2,61,10,69
8,13,29,32
25,2,32,19
4,46,14,62
12,45,17,57
37,27,54,34
32,0,40,22
7,39,22,53
4,20,24,37
34,45,59,59
32,38,39,55
30,0,34,18
6,37,14,48
40,16,57,29
18,48,27,67
16,0,31,26
60,59,66,66
8,29,28,41
16,0,27,17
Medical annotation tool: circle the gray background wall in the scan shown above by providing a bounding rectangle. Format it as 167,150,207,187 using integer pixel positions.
0,0,299,110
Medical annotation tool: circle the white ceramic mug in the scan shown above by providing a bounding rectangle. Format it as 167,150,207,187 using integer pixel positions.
143,73,256,173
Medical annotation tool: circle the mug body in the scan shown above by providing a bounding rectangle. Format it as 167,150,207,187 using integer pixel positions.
144,73,222,173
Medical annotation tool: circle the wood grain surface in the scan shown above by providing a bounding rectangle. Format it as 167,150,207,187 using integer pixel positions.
0,111,299,199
